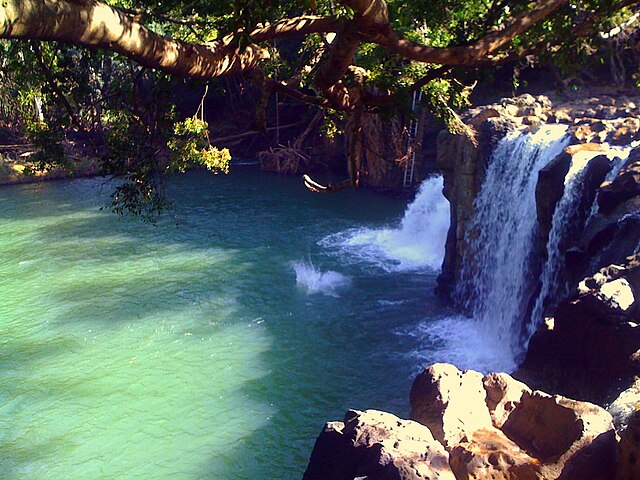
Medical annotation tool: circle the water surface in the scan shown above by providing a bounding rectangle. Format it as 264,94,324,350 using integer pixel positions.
0,169,449,479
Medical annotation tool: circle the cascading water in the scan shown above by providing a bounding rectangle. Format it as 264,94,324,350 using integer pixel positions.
454,124,571,367
321,175,450,272
528,144,637,340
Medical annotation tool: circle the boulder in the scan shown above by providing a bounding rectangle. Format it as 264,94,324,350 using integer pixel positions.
501,391,616,479
409,365,616,479
410,363,493,447
611,118,640,145
483,372,531,429
609,379,640,480
302,409,456,480
449,428,542,480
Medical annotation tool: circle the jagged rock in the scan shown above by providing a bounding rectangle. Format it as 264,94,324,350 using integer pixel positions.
580,202,640,274
519,254,640,403
611,118,640,145
570,121,610,143
448,428,543,480
501,391,616,480
410,365,616,479
608,379,640,480
483,373,531,429
519,104,543,117
302,409,456,480
410,363,493,447
550,109,573,124
595,105,619,120
599,149,640,212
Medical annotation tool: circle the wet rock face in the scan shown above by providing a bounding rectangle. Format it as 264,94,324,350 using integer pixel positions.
519,254,640,404
436,90,640,301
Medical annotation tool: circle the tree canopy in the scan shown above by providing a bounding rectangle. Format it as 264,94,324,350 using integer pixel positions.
1,0,639,217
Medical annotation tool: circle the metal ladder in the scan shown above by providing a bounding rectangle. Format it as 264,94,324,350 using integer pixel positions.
403,90,422,188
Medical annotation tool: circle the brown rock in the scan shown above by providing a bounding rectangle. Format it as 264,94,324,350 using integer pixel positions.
302,409,456,480
449,428,542,480
410,363,493,447
570,121,610,143
501,391,616,479
468,107,502,127
565,143,606,155
550,109,573,124
609,379,640,480
599,149,640,212
611,118,640,146
483,372,531,429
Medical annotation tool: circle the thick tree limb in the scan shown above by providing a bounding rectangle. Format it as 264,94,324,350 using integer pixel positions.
1,0,268,77
372,0,570,66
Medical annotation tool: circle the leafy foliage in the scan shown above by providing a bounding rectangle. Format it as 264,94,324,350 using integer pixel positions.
2,0,639,213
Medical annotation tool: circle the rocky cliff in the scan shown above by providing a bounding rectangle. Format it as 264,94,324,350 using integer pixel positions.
436,90,640,301
302,88,640,479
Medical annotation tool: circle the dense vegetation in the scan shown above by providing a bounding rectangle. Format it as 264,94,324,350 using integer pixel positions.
1,0,639,217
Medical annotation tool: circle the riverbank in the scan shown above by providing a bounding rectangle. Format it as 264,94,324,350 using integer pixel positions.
0,132,100,186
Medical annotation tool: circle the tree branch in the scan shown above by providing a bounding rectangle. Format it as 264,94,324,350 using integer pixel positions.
1,0,268,78
369,0,570,66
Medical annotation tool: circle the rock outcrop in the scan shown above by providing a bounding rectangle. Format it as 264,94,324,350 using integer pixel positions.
436,89,640,301
411,364,616,480
609,378,640,480
304,364,617,480
302,409,456,480
518,254,640,404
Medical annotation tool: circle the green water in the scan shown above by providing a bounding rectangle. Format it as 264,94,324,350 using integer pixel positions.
0,169,447,479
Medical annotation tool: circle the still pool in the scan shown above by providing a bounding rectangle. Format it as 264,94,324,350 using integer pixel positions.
0,168,450,479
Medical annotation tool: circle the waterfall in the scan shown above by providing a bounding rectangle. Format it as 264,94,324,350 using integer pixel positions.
321,176,450,272
456,124,570,365
528,144,636,340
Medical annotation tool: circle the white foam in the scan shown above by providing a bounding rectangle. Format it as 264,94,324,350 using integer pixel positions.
292,261,351,297
402,315,518,374
321,176,450,272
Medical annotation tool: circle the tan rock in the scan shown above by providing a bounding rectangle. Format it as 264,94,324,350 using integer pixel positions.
483,372,531,429
410,363,493,447
564,143,606,155
449,428,542,480
468,107,502,127
303,409,456,480
502,391,616,479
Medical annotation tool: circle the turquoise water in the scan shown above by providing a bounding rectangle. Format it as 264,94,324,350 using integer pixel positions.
0,169,448,479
